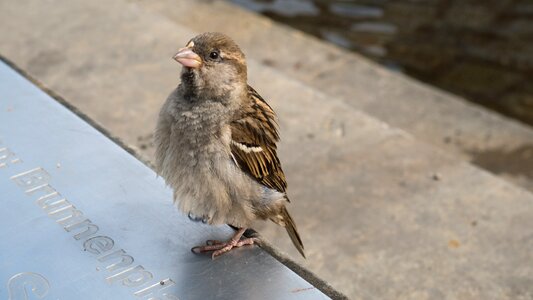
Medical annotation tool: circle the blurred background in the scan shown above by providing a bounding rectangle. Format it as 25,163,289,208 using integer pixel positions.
229,0,533,126
1,0,533,299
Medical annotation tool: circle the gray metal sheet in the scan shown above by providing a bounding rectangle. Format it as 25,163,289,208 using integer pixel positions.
0,61,329,300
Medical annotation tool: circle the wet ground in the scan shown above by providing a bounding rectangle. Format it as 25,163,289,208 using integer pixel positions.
229,0,533,127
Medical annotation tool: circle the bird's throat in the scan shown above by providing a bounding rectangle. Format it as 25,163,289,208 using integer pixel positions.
181,68,199,101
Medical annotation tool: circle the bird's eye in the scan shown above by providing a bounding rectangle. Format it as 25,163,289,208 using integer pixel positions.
209,51,219,60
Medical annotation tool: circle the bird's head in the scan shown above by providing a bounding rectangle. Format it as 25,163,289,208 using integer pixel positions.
174,32,247,101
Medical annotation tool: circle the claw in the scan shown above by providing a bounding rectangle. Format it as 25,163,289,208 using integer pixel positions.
188,212,210,224
188,212,203,222
206,240,222,246
191,228,259,258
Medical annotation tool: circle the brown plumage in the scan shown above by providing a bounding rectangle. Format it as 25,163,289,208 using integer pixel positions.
230,86,286,193
154,32,304,258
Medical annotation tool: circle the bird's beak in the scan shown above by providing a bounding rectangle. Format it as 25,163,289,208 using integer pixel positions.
173,47,202,68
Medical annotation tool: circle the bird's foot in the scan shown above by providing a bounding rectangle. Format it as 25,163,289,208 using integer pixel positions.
191,228,258,259
188,212,209,224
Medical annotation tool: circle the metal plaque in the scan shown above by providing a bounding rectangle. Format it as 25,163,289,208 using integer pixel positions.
0,61,329,300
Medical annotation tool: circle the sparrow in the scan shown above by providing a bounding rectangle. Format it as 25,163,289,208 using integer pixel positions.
154,32,305,258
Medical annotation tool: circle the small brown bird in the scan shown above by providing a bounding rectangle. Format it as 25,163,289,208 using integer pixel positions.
154,32,305,258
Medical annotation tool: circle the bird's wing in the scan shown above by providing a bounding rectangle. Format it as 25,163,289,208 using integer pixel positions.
230,85,287,194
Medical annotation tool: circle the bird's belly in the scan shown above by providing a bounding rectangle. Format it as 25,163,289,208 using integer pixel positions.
157,112,283,227
159,132,258,227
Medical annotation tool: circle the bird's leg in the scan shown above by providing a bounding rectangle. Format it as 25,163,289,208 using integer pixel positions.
191,227,258,259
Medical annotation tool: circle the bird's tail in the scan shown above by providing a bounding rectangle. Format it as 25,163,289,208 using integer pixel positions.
280,207,305,258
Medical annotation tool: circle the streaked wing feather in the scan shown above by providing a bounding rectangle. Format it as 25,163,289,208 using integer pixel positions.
230,85,287,193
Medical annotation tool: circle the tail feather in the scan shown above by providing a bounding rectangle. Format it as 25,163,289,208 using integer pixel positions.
280,207,305,258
